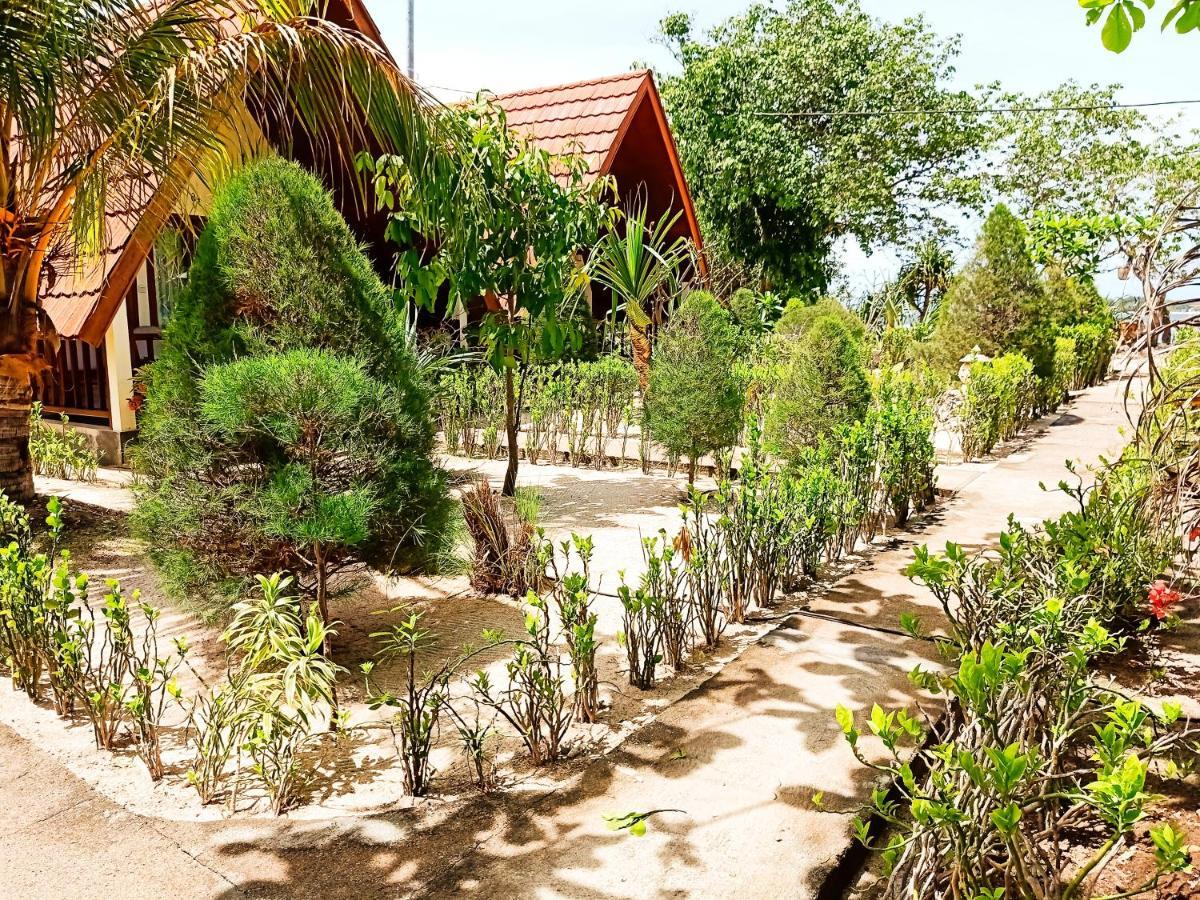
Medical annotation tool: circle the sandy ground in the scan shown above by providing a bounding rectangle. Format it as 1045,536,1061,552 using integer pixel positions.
0,375,1146,898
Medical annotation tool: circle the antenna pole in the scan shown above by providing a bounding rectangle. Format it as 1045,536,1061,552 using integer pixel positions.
407,0,415,79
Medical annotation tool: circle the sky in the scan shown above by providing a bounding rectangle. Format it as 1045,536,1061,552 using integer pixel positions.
363,0,1198,295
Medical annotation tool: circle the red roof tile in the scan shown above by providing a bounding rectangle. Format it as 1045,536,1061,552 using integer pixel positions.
488,70,649,178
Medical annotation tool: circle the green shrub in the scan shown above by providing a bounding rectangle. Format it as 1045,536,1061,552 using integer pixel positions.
29,404,99,481
934,205,1052,376
958,352,1036,460
132,158,452,615
874,371,936,526
776,295,867,343
839,464,1188,897
644,291,745,482
766,314,871,463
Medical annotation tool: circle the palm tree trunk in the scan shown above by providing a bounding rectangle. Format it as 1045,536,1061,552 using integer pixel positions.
0,374,34,505
629,322,652,395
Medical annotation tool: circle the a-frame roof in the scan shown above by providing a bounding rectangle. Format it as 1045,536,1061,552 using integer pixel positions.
487,70,703,257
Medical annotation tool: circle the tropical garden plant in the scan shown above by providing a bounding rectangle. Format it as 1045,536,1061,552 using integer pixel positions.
588,198,695,394
0,0,435,503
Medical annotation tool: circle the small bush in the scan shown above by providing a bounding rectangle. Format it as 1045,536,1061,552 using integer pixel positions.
766,314,871,462
29,404,98,481
470,593,571,765
547,534,601,723
0,496,186,780
775,296,867,343
644,291,745,482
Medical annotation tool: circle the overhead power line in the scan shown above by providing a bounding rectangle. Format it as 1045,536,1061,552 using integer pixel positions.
731,98,1200,118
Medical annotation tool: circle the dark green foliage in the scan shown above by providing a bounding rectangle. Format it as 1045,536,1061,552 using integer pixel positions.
766,315,871,462
934,205,1053,375
658,2,986,294
132,158,452,614
644,291,745,481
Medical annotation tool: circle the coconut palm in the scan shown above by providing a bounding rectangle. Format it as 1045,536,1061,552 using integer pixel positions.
0,0,437,501
589,198,695,394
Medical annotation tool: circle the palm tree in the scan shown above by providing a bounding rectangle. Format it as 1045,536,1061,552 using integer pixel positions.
0,0,436,502
589,198,695,394
897,237,955,323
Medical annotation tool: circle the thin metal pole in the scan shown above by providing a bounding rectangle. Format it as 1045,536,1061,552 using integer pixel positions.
407,0,415,79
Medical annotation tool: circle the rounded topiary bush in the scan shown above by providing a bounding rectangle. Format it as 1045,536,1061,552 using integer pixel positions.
132,157,453,615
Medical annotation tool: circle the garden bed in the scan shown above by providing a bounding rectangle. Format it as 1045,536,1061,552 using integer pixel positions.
2,458,895,827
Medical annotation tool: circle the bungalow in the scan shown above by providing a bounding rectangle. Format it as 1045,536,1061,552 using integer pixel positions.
38,8,702,463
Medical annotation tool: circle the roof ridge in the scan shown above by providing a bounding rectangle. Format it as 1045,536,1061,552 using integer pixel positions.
486,68,649,103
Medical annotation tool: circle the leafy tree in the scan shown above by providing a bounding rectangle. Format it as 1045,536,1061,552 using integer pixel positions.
0,0,434,503
933,205,1053,375
986,83,1154,219
766,315,870,462
644,291,745,483
1078,0,1200,52
365,99,613,496
132,159,452,617
657,1,986,295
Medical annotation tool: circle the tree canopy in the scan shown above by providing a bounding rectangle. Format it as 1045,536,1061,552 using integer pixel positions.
657,0,986,296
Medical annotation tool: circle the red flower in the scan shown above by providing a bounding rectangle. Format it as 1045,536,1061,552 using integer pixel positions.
1189,525,1200,543
1148,579,1182,621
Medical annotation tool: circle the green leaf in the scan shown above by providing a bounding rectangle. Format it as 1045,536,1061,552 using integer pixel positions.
1102,3,1135,50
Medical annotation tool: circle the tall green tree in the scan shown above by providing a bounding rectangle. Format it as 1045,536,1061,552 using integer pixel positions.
365,100,613,496
934,204,1053,374
133,159,452,619
657,1,987,295
0,0,435,503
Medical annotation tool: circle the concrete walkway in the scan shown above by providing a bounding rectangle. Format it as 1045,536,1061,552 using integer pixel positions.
0,378,1137,899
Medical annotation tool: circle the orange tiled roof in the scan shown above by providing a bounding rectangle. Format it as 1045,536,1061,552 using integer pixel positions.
487,70,649,178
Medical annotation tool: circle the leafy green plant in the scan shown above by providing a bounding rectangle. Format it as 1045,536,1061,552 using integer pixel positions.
678,487,727,648
617,577,665,691
838,464,1195,897
547,534,602,723
470,594,572,765
640,532,691,670
28,404,99,481
187,574,340,813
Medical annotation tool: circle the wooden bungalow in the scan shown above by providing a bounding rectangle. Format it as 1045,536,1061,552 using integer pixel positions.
39,6,702,463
